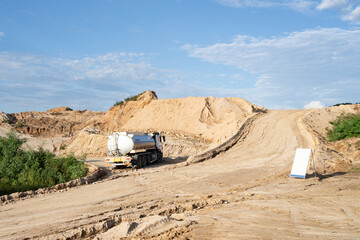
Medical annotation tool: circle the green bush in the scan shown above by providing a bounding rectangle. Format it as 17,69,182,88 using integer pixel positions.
331,102,360,107
124,95,139,102
112,92,144,107
113,100,124,107
0,132,87,195
327,113,360,141
332,103,353,107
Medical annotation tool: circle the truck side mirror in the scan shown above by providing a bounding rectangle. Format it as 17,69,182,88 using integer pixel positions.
163,136,166,142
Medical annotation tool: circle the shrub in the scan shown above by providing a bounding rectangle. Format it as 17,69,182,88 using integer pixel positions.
124,95,139,102
112,91,145,107
0,132,87,195
113,100,124,107
15,122,27,128
327,113,360,141
332,103,353,107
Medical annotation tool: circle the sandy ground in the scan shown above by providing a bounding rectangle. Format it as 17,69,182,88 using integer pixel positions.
0,110,359,239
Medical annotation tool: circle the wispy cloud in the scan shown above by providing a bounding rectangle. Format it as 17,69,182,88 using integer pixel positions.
183,28,360,108
0,50,256,112
215,0,360,24
316,0,360,23
0,52,176,112
0,32,4,40
215,0,316,11
316,0,348,10
342,5,360,22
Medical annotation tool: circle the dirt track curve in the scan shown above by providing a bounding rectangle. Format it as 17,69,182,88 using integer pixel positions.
1,110,359,239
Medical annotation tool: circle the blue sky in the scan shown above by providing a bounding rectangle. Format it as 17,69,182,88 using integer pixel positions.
0,0,359,112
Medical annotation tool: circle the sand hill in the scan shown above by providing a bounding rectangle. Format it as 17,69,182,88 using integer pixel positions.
0,91,265,158
62,90,265,157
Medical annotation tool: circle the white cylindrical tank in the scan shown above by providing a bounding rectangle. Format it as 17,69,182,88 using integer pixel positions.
116,135,135,155
108,132,156,156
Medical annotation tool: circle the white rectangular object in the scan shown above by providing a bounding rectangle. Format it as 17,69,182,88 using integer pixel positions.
290,148,312,179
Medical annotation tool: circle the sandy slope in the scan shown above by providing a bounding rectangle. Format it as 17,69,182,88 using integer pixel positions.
61,92,263,157
1,109,359,239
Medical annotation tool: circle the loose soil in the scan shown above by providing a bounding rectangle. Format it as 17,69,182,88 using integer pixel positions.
0,107,359,239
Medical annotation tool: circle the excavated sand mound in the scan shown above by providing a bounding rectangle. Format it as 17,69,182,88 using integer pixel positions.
1,109,103,137
64,91,265,157
121,96,261,142
61,127,108,157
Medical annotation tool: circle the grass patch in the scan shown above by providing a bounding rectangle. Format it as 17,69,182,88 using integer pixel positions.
331,102,360,107
327,113,360,142
16,122,27,128
113,91,145,107
348,167,360,172
113,100,124,107
332,103,353,107
0,132,87,195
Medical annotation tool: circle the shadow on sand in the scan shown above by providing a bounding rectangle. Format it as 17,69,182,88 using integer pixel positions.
85,156,189,181
115,156,188,170
306,172,347,181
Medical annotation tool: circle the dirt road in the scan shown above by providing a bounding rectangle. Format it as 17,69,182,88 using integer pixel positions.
1,110,359,239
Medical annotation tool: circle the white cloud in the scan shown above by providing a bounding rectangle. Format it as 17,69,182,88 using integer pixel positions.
216,0,314,9
304,101,325,109
215,0,316,11
0,32,4,39
183,28,360,109
316,0,348,10
316,0,360,24
64,52,157,81
216,0,360,24
343,5,360,21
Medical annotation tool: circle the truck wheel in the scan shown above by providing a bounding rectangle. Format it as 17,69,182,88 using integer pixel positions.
137,155,143,169
146,154,150,165
141,155,147,168
158,152,163,162
143,155,148,167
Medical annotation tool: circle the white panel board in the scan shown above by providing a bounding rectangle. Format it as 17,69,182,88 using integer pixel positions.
290,148,312,178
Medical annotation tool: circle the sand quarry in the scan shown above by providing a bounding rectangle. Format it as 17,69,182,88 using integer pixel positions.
0,91,359,239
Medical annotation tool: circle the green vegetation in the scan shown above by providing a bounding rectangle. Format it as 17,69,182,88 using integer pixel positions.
356,140,360,150
332,103,353,107
113,92,144,107
327,113,360,141
332,102,360,107
349,167,360,172
0,132,87,195
113,100,125,107
59,144,66,150
16,122,27,128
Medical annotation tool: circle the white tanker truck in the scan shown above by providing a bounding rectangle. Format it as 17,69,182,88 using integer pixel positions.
105,132,165,168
